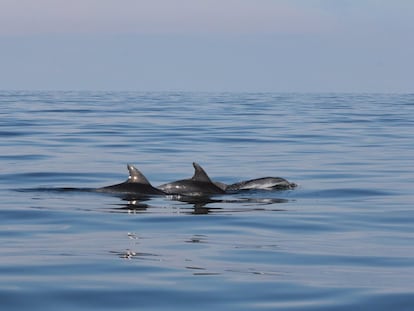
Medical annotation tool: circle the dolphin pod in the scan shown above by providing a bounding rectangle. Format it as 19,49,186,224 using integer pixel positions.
98,163,296,196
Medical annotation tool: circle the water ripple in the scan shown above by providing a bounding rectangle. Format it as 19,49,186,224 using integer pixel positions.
1,92,414,310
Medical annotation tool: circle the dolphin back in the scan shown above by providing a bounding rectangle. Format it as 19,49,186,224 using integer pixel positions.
98,164,165,195
158,162,225,196
226,177,296,191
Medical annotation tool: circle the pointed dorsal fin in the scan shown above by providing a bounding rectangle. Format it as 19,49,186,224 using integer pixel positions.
191,162,213,183
127,164,151,185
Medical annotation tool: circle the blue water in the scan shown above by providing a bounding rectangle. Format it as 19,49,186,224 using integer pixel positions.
1,91,414,310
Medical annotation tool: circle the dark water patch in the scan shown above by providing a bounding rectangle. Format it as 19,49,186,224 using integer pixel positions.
53,135,97,144
4,171,116,185
0,130,26,137
0,154,51,161
256,250,414,268
33,108,95,114
6,172,95,183
298,188,394,199
13,186,95,194
215,136,297,144
0,279,379,311
0,288,225,311
0,130,50,137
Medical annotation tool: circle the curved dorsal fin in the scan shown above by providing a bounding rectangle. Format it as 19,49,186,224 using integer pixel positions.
191,162,213,183
127,164,151,185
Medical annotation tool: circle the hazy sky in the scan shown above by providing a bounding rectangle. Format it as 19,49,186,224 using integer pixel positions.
1,0,413,92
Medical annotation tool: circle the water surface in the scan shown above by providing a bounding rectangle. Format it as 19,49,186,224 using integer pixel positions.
1,91,414,310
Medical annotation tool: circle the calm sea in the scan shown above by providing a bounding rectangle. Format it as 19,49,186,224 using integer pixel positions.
1,91,413,310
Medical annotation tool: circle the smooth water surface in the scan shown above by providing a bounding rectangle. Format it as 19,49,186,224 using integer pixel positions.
1,91,414,310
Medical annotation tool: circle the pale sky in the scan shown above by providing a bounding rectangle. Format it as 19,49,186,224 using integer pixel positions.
1,0,413,92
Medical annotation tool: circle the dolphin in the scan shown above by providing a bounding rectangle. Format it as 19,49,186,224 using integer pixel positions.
157,162,226,196
220,177,297,192
97,164,165,195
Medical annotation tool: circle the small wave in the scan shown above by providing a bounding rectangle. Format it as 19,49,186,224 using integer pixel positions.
0,154,50,161
13,187,94,193
297,188,393,199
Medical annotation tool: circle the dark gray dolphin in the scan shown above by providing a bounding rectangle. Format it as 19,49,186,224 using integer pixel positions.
220,177,297,192
97,164,165,195
157,162,226,196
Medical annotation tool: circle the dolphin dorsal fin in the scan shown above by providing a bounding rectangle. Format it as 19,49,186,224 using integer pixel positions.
127,164,151,185
191,162,213,183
